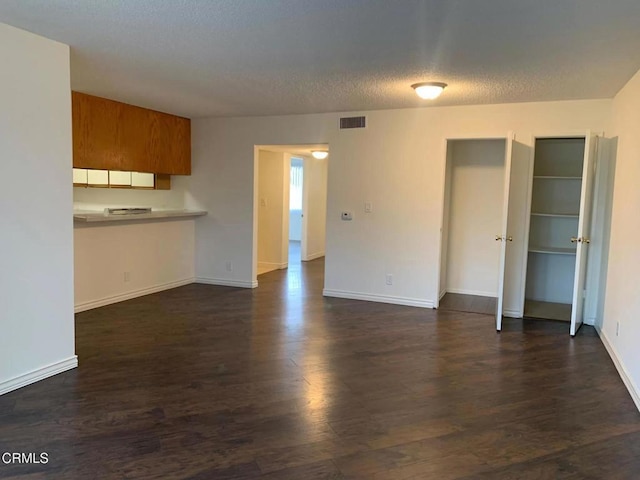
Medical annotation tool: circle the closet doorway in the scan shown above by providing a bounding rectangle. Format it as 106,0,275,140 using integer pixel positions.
522,134,606,336
438,138,511,319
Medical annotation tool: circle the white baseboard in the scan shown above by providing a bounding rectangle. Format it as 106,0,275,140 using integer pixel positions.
196,277,258,288
323,289,434,309
303,251,325,262
258,261,288,273
597,327,640,412
445,287,497,297
0,356,78,396
584,316,596,326
439,289,446,301
75,278,195,313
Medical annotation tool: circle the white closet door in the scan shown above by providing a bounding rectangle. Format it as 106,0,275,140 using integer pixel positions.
570,134,597,336
583,137,614,325
496,136,514,331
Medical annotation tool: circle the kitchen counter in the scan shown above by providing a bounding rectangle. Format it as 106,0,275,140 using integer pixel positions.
73,209,207,224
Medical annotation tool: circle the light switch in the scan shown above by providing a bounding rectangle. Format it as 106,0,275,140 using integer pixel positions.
260,198,267,207
341,211,353,221
364,202,372,213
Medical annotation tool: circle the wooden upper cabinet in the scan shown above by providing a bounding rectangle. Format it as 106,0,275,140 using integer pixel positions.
72,92,191,175
72,92,123,170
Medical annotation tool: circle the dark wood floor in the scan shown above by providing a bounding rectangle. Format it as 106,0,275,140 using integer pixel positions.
1,259,639,479
439,293,497,316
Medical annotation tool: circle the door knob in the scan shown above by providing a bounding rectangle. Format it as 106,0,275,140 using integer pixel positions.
582,237,590,244
571,237,578,243
507,236,513,242
495,235,502,241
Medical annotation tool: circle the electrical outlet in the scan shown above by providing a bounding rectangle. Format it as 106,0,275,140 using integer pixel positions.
385,274,393,285
616,322,620,336
225,261,233,272
124,271,131,283
364,202,372,213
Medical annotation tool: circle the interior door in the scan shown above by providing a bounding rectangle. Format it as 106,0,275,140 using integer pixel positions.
496,135,515,331
570,134,598,336
583,137,614,325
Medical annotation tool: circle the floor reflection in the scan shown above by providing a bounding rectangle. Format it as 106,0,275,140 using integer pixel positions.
287,241,303,291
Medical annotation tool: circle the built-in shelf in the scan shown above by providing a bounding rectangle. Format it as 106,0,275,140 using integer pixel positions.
528,245,577,255
74,209,207,225
533,176,582,180
526,137,586,323
531,212,579,218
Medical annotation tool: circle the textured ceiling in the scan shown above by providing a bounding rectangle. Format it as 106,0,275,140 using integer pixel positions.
2,0,640,118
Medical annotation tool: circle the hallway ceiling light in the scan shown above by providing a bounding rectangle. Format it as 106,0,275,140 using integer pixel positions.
311,150,329,159
411,82,447,99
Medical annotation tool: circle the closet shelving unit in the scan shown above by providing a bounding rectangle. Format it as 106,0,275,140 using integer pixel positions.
524,138,585,322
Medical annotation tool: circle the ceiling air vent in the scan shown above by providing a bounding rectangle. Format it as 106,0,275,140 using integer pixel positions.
339,116,366,129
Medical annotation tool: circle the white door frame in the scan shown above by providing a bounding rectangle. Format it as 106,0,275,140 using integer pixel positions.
252,147,291,280
298,156,309,261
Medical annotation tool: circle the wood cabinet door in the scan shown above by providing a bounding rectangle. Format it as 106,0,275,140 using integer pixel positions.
147,112,191,175
119,102,155,173
72,92,190,175
163,114,191,175
72,92,123,170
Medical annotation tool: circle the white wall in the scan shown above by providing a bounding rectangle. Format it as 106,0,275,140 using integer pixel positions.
601,68,640,409
72,163,196,309
257,150,289,273
74,220,196,312
188,99,609,304
187,115,333,287
302,154,328,261
444,140,505,297
0,24,76,394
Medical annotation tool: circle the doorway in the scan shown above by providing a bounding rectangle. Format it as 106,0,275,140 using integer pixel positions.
438,138,509,316
253,145,328,286
520,134,612,336
288,157,303,268
523,137,586,322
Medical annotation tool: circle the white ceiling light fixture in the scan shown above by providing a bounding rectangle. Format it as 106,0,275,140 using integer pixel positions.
311,150,329,159
411,82,447,100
